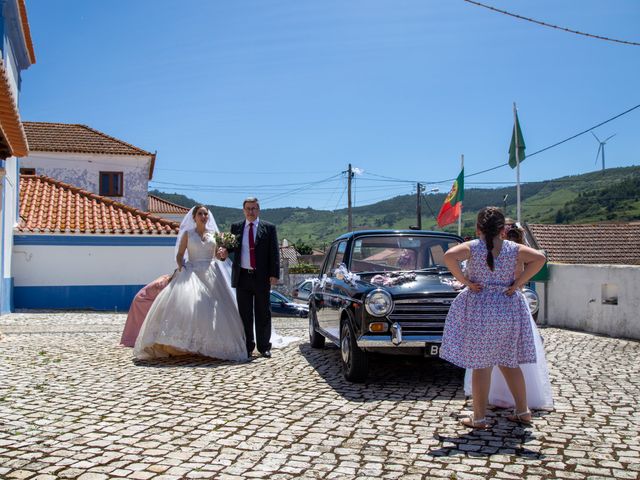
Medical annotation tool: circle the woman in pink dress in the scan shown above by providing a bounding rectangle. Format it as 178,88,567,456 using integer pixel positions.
440,207,546,429
120,273,173,347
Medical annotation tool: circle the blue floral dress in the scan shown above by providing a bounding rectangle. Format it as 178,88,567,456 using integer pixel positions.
440,239,536,369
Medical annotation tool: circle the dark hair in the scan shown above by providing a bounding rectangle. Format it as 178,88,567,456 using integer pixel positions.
506,225,524,244
476,206,505,271
243,197,260,208
192,205,208,219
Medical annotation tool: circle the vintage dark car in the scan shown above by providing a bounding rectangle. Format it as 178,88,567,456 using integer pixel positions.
309,230,541,381
308,230,464,382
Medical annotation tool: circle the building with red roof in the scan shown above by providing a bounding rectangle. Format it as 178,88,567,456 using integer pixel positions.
0,0,36,313
20,121,157,212
13,175,179,310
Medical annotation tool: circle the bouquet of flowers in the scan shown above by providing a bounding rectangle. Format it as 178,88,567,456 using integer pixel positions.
214,231,238,249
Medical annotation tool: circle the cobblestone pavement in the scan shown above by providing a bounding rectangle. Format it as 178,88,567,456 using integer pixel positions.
1,312,639,480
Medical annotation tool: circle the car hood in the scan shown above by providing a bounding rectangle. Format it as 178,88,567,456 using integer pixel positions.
357,272,460,297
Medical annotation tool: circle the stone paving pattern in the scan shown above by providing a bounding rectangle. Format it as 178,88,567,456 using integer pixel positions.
1,312,639,479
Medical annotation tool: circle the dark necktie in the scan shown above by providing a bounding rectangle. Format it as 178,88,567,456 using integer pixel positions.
248,222,256,269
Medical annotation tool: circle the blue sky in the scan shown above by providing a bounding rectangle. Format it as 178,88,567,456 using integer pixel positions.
21,1,640,210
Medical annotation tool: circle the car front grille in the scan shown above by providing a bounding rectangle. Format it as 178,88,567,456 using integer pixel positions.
387,296,457,335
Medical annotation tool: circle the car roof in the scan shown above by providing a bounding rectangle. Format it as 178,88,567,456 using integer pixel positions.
332,229,463,242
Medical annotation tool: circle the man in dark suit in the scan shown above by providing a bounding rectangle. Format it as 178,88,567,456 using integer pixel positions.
221,197,279,358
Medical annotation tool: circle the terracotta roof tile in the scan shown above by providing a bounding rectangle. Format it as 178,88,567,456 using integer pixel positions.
148,194,191,215
18,175,179,235
280,246,300,266
526,223,640,265
0,58,29,157
23,121,154,157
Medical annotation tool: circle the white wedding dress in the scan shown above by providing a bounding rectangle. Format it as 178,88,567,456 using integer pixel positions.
464,313,554,410
134,230,247,361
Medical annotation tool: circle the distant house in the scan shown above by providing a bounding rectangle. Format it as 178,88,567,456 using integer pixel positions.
0,0,36,313
13,175,178,310
148,193,190,222
280,243,300,268
21,122,156,212
526,222,640,340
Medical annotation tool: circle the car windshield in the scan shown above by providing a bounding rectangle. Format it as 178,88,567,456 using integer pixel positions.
270,291,290,303
349,235,461,274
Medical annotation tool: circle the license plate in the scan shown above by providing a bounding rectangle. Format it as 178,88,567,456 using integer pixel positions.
425,343,440,357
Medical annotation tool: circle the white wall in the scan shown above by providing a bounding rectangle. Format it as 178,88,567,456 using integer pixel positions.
12,234,177,310
12,242,176,287
2,157,17,278
20,152,152,211
1,157,18,312
539,264,640,340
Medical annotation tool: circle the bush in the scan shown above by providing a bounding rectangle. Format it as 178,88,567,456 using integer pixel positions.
289,262,320,274
294,240,313,255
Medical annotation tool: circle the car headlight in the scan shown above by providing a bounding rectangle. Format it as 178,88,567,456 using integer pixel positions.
364,289,394,317
522,288,539,315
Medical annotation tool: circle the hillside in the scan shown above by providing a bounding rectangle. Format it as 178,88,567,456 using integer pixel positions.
150,165,640,248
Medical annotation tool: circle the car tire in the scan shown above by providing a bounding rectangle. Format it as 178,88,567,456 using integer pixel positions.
340,319,368,383
308,309,325,348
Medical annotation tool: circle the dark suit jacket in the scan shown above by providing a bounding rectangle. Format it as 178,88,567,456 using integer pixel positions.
230,219,280,288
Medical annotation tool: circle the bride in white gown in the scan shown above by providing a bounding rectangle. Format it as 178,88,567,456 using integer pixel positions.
134,205,248,361
134,205,298,361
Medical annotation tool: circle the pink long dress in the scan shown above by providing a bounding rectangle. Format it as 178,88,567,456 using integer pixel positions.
120,274,172,347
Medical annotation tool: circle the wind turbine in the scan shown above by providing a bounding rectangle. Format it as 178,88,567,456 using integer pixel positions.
591,131,616,172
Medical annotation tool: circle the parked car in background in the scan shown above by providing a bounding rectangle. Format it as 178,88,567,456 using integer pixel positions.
270,290,309,318
291,279,314,303
308,229,464,382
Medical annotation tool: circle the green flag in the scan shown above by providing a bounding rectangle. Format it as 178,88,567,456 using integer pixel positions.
508,111,526,168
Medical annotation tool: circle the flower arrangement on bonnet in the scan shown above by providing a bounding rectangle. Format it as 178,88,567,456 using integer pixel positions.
214,232,238,249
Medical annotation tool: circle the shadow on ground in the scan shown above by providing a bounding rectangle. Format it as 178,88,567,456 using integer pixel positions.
298,341,466,402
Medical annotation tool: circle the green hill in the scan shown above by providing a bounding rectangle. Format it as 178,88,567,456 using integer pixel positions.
150,165,640,248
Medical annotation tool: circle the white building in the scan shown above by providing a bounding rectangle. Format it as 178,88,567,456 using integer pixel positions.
20,122,156,212
0,0,36,313
13,174,178,310
526,222,640,340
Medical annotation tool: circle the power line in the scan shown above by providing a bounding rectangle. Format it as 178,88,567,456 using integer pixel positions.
425,103,640,184
463,0,640,46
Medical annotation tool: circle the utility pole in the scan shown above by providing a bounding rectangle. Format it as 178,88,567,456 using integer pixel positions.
347,163,353,231
416,182,423,230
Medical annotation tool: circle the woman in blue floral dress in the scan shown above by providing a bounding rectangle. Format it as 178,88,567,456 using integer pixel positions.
440,207,546,429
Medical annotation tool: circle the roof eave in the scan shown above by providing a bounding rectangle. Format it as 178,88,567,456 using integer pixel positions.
17,0,36,65
149,151,156,179
0,59,29,158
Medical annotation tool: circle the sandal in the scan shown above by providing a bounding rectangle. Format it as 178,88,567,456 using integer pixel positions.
460,415,492,430
507,410,533,426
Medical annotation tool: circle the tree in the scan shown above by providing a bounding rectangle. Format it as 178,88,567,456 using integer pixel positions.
294,240,313,255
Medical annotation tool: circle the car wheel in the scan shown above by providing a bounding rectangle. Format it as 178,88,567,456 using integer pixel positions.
340,320,368,383
308,309,325,348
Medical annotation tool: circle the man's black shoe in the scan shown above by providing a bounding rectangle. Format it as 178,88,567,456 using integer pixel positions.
261,350,272,358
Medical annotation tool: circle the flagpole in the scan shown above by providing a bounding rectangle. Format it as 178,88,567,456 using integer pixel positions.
458,154,464,236
513,102,521,224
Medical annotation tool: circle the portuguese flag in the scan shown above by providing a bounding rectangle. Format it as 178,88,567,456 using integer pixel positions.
437,168,464,228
